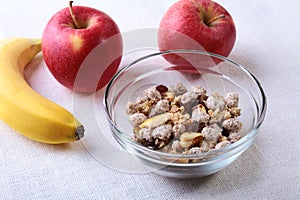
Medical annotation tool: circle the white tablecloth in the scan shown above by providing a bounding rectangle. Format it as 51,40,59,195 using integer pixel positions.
0,0,299,199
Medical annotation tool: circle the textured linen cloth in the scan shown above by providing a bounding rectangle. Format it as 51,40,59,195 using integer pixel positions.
0,0,299,199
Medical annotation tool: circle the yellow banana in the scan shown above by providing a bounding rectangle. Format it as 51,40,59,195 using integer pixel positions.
0,37,84,144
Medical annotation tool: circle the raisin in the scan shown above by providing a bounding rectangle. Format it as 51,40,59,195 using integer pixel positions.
222,128,230,137
156,85,168,94
197,122,206,133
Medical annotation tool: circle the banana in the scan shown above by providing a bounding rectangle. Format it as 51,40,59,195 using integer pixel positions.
0,37,84,144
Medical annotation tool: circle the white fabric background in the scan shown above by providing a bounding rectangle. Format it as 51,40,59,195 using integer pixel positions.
0,0,299,199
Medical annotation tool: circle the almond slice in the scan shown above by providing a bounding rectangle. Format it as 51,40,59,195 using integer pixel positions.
179,132,204,148
139,113,171,129
180,132,202,142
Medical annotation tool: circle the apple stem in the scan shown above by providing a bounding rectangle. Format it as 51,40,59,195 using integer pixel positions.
206,14,225,25
69,1,80,29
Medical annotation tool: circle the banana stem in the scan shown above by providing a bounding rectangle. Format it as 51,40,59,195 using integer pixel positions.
75,125,85,140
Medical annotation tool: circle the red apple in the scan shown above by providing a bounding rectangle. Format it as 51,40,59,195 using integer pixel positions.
42,1,123,93
158,0,236,66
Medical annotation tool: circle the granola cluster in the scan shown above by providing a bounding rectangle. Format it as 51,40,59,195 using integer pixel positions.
126,83,242,154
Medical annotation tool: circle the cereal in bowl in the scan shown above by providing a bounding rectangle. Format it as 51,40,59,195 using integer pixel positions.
126,83,242,154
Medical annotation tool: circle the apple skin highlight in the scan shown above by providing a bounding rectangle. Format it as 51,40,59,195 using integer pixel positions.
42,5,123,93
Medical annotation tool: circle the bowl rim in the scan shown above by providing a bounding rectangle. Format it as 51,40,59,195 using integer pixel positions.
103,49,267,164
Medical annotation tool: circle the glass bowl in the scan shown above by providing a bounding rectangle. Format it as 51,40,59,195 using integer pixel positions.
104,49,267,178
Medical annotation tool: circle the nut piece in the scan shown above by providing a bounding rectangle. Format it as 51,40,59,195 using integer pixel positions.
229,107,241,117
180,132,202,142
139,113,171,129
224,110,232,120
163,91,175,101
179,132,204,148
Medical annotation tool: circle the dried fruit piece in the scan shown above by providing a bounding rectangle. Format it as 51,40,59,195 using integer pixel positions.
156,84,168,94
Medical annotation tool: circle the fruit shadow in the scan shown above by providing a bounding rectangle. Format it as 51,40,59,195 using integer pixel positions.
159,142,269,196
24,136,79,152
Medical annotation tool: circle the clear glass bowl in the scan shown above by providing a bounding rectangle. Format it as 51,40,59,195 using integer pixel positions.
104,49,267,178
